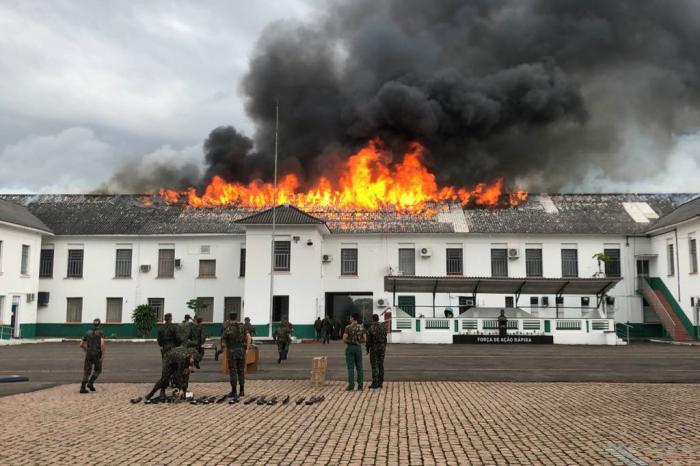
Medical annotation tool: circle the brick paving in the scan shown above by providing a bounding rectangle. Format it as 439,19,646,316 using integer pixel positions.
1,380,698,465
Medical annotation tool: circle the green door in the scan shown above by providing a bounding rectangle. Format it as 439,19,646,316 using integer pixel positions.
398,296,416,317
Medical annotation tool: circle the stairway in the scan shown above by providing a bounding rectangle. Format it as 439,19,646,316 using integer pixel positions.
642,278,694,342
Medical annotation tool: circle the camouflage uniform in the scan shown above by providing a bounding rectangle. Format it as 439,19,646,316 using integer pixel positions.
157,322,180,359
320,317,332,344
275,321,292,362
147,346,199,399
81,327,103,386
366,321,387,387
344,322,366,389
243,321,256,337
222,322,248,396
191,321,205,360
179,320,195,347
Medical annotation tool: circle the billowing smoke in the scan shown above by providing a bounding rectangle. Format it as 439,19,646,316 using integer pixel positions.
169,0,700,191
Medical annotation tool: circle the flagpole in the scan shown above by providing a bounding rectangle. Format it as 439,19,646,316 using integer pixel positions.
268,101,279,339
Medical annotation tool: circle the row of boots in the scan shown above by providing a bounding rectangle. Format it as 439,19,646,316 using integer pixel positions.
79,376,98,394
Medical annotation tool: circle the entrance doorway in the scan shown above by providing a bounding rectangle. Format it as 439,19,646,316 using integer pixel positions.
636,259,650,292
11,296,20,338
324,292,373,328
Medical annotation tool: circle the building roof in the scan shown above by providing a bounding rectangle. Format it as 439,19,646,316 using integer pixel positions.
236,205,326,226
645,196,700,234
0,199,52,234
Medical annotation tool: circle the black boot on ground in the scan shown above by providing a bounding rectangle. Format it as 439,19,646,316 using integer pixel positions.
369,382,378,389
228,382,237,398
87,376,97,391
278,355,282,364
80,382,88,394
346,385,354,391
357,383,363,391
239,383,245,397
157,390,167,402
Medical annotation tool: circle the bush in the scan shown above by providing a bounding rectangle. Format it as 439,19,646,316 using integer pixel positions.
132,304,158,337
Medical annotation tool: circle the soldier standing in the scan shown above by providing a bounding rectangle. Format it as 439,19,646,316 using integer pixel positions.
314,317,322,339
275,319,293,364
179,314,194,345
192,316,205,361
157,313,179,360
366,314,387,389
244,317,256,337
222,313,251,398
79,318,105,393
343,313,366,391
145,346,200,402
321,315,332,344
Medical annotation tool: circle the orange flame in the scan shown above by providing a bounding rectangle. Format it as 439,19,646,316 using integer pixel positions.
161,139,527,210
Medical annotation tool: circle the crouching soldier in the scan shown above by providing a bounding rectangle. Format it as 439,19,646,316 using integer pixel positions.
222,313,251,399
145,346,200,402
80,318,105,393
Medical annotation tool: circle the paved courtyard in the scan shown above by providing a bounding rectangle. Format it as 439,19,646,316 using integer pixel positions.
1,380,699,465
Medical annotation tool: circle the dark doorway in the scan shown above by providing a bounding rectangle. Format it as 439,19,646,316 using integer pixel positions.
325,292,373,327
11,297,20,338
272,295,289,322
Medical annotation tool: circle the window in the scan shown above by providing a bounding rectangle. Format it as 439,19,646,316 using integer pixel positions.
604,249,621,277
240,248,246,277
555,296,564,305
446,248,463,275
505,296,514,308
274,241,291,271
67,249,84,278
39,249,54,278
158,249,175,278
115,249,132,278
341,248,358,276
106,298,123,323
21,245,30,275
66,297,82,323
272,295,289,322
542,297,550,307
689,238,698,274
398,296,416,317
667,243,675,276
197,297,214,322
398,248,415,275
458,296,474,314
148,298,164,321
491,249,508,277
198,259,216,278
530,297,539,306
525,249,543,277
561,249,578,278
581,297,590,307
224,297,242,317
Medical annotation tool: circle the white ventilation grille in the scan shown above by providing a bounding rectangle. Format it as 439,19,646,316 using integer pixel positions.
622,202,658,223
438,204,469,232
536,195,559,214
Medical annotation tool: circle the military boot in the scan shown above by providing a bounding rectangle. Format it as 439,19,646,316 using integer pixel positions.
369,380,378,389
228,382,237,398
357,382,363,391
87,375,97,392
80,382,89,394
239,382,245,397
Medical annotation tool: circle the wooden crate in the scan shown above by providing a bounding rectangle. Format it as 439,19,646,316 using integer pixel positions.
310,356,327,387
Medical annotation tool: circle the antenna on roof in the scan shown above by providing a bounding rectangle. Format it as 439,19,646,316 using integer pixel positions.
268,100,279,338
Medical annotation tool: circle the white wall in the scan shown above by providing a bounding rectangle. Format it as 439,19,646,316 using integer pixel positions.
0,222,45,333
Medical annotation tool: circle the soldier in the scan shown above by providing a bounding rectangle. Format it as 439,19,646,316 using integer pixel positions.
179,314,194,345
498,309,508,337
145,346,200,402
157,313,179,360
243,317,256,337
79,318,105,393
215,313,234,361
275,319,293,364
314,317,322,339
192,316,205,361
366,314,387,389
343,313,366,391
222,313,251,399
320,315,333,344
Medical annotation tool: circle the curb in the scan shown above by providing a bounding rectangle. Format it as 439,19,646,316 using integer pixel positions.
649,339,700,347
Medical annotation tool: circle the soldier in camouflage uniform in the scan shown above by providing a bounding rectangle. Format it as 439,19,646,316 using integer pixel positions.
320,315,332,344
366,314,387,389
244,317,256,337
192,316,205,361
222,313,251,398
145,346,200,401
343,313,366,391
79,318,105,393
215,313,234,361
179,314,194,345
157,313,180,360
275,319,293,364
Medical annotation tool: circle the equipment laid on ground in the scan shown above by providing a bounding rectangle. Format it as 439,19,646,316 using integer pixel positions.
266,396,278,405
295,397,305,405
282,395,290,404
243,396,258,405
130,397,142,404
305,395,325,406
216,394,228,404
310,356,327,387
256,396,267,405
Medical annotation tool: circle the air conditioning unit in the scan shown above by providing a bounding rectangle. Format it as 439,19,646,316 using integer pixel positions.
38,292,50,307
26,293,35,303
508,248,520,259
605,296,616,307
140,265,151,273
420,247,432,257
377,298,387,307
175,259,182,269
322,254,333,263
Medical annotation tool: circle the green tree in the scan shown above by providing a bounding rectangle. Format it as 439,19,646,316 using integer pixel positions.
592,253,611,278
186,298,208,318
132,304,158,338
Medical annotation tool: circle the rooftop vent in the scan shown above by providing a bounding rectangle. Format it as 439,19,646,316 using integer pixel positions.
622,202,659,223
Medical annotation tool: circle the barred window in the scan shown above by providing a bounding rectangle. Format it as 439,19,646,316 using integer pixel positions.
240,248,246,277
341,248,358,276
199,259,216,278
667,243,675,276
66,297,82,323
148,298,164,321
224,297,242,316
689,238,697,274
115,249,132,278
398,296,416,317
21,245,30,274
158,249,175,278
40,249,54,278
67,249,84,278
274,241,291,271
491,249,508,277
525,249,542,277
197,297,214,322
604,249,621,277
106,297,123,323
561,249,579,278
446,248,463,275
398,248,415,275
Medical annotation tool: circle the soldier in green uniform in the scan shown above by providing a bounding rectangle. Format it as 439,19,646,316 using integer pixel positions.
222,313,251,398
79,318,105,393
320,315,332,344
244,317,256,337
343,313,366,391
157,313,180,360
366,314,387,389
192,316,205,361
179,314,194,345
275,319,293,364
145,346,200,401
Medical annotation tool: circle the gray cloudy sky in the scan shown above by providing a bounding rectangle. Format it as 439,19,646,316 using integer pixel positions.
0,0,317,193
